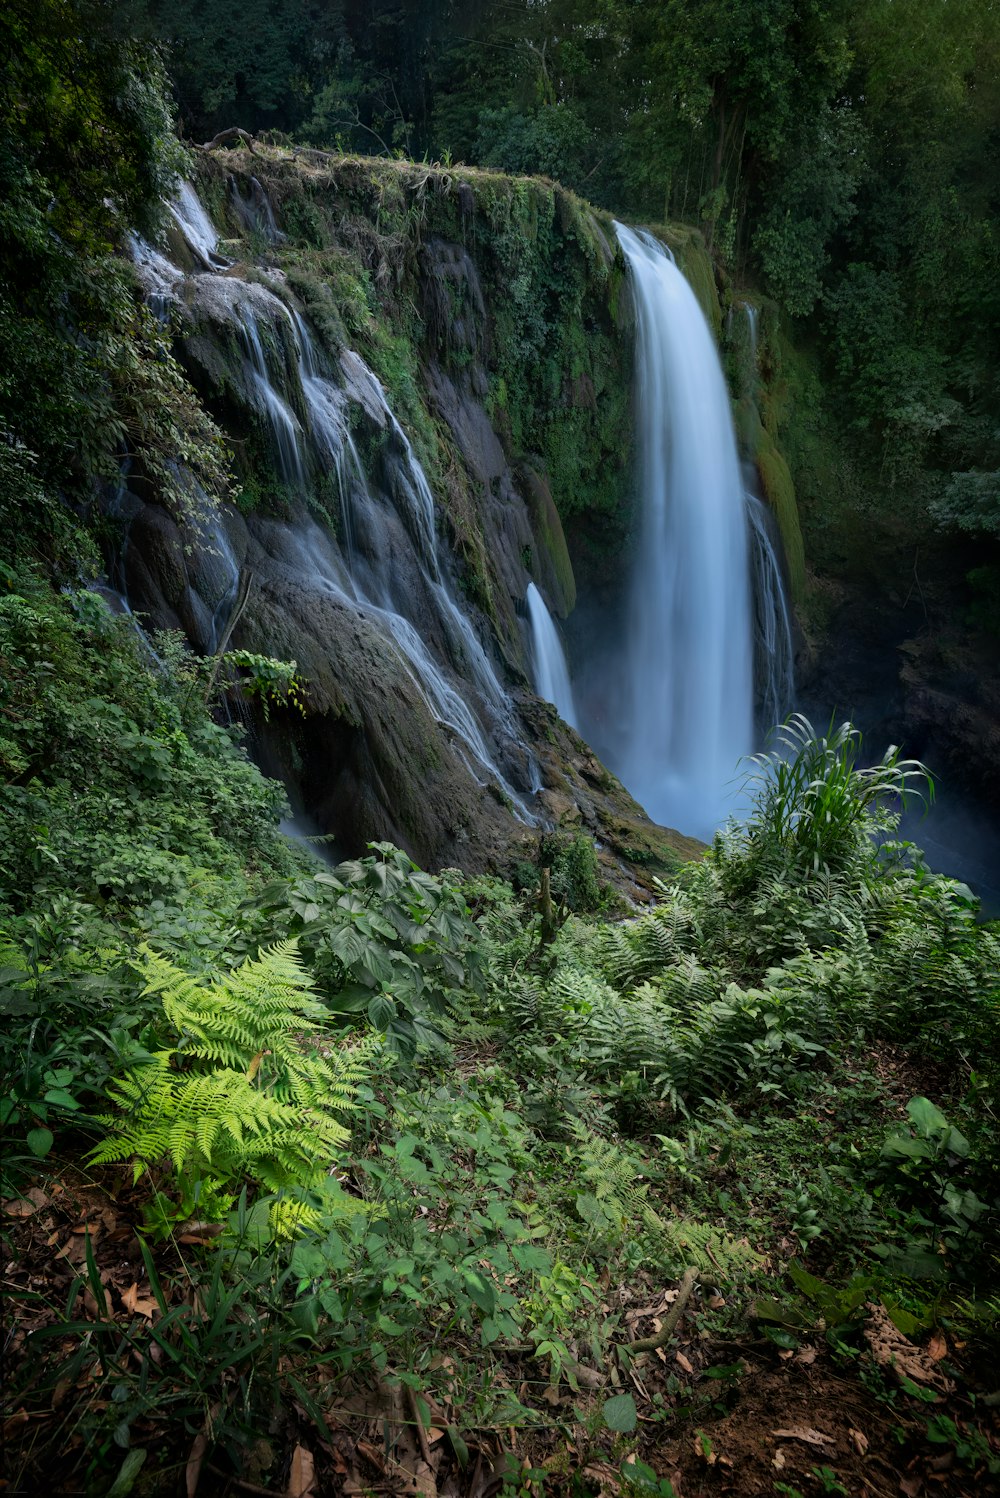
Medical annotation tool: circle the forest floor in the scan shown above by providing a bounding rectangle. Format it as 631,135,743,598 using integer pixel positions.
4,1040,999,1498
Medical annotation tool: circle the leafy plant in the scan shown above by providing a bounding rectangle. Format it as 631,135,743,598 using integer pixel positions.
877,1096,990,1258
247,843,484,1059
736,714,932,881
91,941,377,1234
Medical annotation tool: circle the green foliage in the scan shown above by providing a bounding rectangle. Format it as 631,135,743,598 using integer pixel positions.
878,1097,991,1259
247,844,483,1060
736,713,932,880
91,941,377,1232
0,0,231,568
0,584,295,913
223,649,307,718
7,1223,341,1484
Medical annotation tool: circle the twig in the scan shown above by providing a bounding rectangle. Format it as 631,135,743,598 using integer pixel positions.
201,569,254,704
619,1267,700,1354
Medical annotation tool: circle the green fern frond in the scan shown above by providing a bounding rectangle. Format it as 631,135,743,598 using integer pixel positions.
91,941,374,1234
652,1216,763,1279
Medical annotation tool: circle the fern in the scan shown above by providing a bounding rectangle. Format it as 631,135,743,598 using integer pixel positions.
90,941,378,1231
564,1120,665,1239
597,893,697,993
651,1216,763,1279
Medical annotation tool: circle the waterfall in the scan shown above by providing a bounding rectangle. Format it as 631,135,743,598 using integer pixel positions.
128,233,181,322
744,302,758,368
168,182,228,268
290,320,517,731
526,584,578,728
613,223,753,840
747,495,795,736
239,310,306,490
230,251,536,815
121,179,541,826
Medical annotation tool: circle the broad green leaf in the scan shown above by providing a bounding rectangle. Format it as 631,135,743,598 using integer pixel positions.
462,1269,496,1315
602,1393,637,1433
906,1097,948,1138
27,1126,54,1157
788,1260,828,1303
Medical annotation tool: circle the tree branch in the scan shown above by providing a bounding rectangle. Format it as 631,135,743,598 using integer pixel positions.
197,127,260,156
619,1267,702,1354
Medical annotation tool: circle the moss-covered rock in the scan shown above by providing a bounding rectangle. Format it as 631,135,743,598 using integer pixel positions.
519,464,576,616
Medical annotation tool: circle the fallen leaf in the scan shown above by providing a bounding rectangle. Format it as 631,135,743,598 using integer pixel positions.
121,1282,159,1320
186,1432,208,1497
899,1476,923,1496
3,1410,29,1439
927,1334,947,1363
772,1427,833,1447
849,1428,869,1456
356,1439,386,1473
864,1304,954,1393
287,1443,316,1498
675,1351,694,1375
83,1285,113,1319
4,1187,48,1217
52,1378,73,1411
772,1448,787,1471
796,1346,818,1366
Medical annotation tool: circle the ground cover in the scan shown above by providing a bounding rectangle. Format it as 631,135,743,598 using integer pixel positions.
3,707,998,1497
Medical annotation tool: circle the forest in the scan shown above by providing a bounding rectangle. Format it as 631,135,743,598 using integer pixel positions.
1,0,999,1494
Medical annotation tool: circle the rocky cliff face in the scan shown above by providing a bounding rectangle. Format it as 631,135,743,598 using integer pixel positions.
111,149,702,886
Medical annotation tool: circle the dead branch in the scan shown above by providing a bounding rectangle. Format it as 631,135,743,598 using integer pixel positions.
619,1267,701,1354
197,127,260,156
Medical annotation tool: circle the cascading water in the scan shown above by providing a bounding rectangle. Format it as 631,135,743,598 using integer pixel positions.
613,223,753,840
168,181,228,269
747,496,795,735
526,584,578,728
239,310,306,490
744,302,758,368
157,229,537,817
287,314,521,738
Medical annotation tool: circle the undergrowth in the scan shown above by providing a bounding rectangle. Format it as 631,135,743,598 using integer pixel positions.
3,690,999,1493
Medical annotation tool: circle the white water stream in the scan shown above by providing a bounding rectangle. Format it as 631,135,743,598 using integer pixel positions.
168,181,228,268
124,181,540,820
613,223,754,839
747,495,795,739
526,583,578,728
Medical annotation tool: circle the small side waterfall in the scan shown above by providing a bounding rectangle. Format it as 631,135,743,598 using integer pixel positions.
526,584,578,727
613,223,753,839
168,182,228,268
744,302,759,369
747,496,795,736
240,309,306,489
